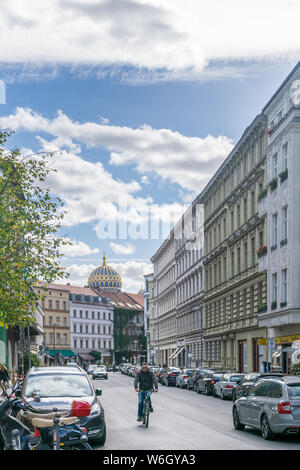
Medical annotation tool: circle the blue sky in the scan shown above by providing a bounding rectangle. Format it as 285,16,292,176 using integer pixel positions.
0,0,299,291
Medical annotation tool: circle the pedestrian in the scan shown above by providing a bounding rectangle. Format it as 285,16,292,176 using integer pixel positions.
134,362,158,422
0,364,10,395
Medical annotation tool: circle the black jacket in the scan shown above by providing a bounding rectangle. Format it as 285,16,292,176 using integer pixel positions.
134,370,158,391
0,369,9,383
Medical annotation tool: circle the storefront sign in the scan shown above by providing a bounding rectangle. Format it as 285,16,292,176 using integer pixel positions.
258,338,267,345
275,335,300,345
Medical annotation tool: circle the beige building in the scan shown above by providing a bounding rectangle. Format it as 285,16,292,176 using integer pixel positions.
35,283,74,363
200,114,269,373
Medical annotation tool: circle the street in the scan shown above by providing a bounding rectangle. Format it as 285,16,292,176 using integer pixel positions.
91,372,300,450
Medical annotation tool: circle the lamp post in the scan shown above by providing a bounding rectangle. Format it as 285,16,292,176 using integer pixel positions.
53,323,59,365
192,305,203,368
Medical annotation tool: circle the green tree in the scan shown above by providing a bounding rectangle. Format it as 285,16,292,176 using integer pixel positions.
89,350,102,362
0,129,71,328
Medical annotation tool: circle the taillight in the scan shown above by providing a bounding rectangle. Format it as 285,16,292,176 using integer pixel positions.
183,375,189,379
278,401,291,414
226,385,233,389
33,429,41,437
210,380,215,385
81,427,87,434
169,373,176,376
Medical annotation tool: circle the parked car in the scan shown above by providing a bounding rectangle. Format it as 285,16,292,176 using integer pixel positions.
196,370,230,395
92,366,108,380
156,367,168,384
161,367,181,386
176,369,195,389
213,373,245,400
233,372,284,401
187,369,213,391
19,366,106,445
233,376,300,440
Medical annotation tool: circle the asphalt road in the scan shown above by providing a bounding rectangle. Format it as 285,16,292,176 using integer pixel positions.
91,372,300,450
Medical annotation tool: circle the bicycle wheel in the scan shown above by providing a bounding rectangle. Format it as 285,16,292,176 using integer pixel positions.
142,399,150,428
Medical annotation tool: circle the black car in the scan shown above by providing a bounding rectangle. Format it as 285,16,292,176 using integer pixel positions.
19,366,106,446
187,369,214,391
232,372,284,401
196,370,230,395
160,367,181,386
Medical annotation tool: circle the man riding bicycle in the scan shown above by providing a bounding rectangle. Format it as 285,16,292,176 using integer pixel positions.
134,363,158,421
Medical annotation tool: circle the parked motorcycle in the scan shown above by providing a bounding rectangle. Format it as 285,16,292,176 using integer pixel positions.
0,383,92,450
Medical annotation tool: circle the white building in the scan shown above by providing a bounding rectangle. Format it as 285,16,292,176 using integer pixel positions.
258,61,300,373
69,286,114,365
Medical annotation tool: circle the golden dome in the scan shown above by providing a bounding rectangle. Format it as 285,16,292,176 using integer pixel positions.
88,255,122,290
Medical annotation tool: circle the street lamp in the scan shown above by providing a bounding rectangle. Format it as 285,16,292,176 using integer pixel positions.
53,323,59,365
192,305,203,368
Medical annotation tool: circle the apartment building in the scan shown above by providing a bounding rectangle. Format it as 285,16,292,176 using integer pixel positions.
35,283,73,363
200,114,268,373
151,231,177,366
70,285,114,365
258,61,300,373
143,273,153,364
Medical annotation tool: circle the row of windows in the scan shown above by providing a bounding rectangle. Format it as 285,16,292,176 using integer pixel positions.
73,339,112,350
271,142,288,179
205,282,265,329
44,300,67,311
272,269,288,305
73,324,112,335
72,309,112,320
48,316,68,327
271,206,288,247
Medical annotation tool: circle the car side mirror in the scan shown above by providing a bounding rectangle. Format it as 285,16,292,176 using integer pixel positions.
95,389,102,396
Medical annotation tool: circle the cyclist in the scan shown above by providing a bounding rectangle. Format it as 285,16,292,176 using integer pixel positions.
134,363,158,421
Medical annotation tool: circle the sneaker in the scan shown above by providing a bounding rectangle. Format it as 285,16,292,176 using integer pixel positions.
137,416,142,421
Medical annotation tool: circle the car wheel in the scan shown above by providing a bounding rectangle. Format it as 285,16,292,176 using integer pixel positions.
213,388,217,398
91,423,106,446
261,415,275,440
205,386,210,396
233,407,244,431
221,389,226,400
180,382,183,389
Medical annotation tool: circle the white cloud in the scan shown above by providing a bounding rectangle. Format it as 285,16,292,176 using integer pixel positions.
61,238,99,257
0,0,299,81
0,107,234,193
109,242,136,255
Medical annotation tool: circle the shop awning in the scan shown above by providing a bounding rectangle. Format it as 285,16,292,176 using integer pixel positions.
48,349,76,357
169,346,184,360
78,353,95,361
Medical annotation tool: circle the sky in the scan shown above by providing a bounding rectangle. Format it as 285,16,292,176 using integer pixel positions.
0,0,300,292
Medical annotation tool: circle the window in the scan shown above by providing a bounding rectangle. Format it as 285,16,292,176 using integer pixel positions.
56,316,60,325
49,316,53,326
251,191,255,216
231,211,234,233
282,142,288,171
272,153,278,179
56,300,59,310
244,242,248,270
254,381,274,397
63,333,67,345
48,300,52,309
250,285,255,315
282,206,288,241
237,205,240,227
282,269,287,304
251,237,255,265
63,317,67,327
56,333,61,345
49,332,53,344
237,247,241,274
272,273,278,303
73,310,76,318
231,251,235,277
272,213,278,247
63,301,67,311
244,198,247,222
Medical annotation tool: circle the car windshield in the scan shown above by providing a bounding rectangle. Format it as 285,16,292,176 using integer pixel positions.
25,373,93,398
213,373,223,378
230,375,244,382
94,367,106,372
287,384,300,398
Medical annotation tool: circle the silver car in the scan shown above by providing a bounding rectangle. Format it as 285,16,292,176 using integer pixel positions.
176,369,195,389
213,373,245,400
233,376,300,439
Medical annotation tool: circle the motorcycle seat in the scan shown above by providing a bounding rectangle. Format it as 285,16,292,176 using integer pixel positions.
21,410,68,421
31,416,78,428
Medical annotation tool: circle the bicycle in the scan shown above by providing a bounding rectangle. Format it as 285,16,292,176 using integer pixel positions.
141,391,152,428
